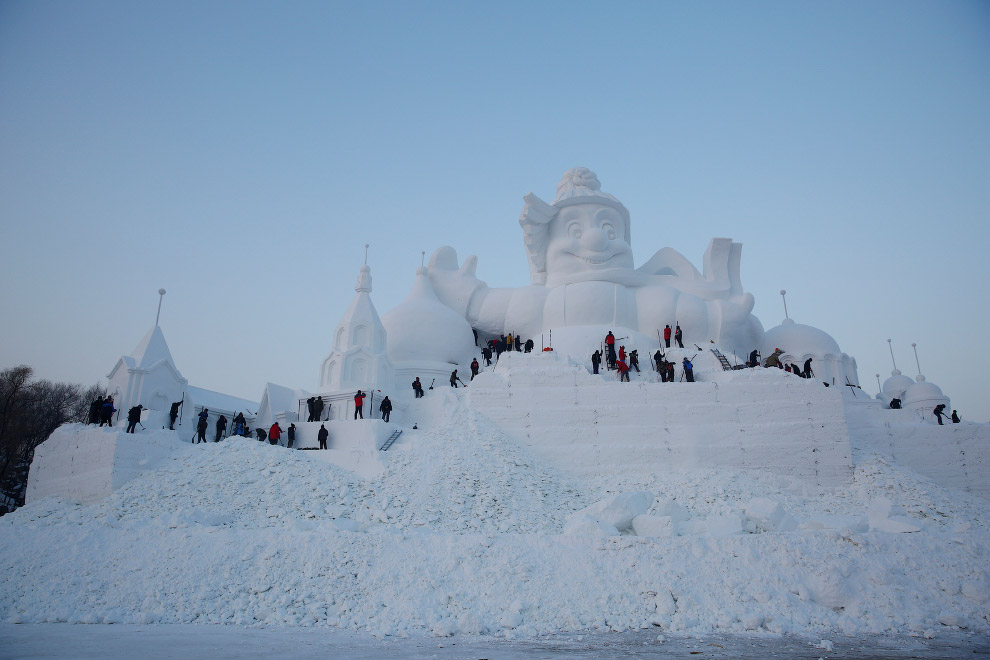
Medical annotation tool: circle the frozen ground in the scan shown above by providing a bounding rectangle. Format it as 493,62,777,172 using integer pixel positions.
0,624,987,660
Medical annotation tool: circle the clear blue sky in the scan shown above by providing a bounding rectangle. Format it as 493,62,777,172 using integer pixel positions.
2,1,988,420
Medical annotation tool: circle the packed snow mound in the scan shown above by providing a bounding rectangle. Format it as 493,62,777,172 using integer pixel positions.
2,362,989,639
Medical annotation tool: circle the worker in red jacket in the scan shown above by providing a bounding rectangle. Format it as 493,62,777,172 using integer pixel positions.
616,359,630,382
354,390,365,419
269,422,281,446
605,331,616,369
663,325,672,348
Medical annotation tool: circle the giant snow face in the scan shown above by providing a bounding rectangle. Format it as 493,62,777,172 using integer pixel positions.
545,202,634,283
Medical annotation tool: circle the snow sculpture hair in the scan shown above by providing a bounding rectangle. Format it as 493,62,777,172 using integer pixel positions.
518,167,631,285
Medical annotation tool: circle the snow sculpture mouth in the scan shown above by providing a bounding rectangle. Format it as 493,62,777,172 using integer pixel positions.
570,252,622,266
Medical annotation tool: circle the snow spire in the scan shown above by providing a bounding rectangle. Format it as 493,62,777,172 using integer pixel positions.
779,289,793,325
155,288,166,326
355,264,372,293
886,338,901,376
911,342,926,382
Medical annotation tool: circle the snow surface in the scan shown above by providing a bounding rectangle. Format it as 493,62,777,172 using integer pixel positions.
2,353,989,644
1,624,987,659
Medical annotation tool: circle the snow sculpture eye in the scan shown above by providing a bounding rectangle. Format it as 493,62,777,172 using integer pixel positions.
568,223,583,239
601,222,616,240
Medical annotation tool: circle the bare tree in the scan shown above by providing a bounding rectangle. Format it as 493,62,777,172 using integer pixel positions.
0,366,98,514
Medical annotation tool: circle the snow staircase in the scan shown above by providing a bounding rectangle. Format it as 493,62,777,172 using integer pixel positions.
379,429,403,451
466,353,854,487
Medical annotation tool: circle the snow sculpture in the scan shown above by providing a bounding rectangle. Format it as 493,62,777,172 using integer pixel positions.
381,266,477,396
320,264,394,395
427,168,763,353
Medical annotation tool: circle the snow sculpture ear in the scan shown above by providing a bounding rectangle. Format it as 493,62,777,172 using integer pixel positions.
518,193,557,285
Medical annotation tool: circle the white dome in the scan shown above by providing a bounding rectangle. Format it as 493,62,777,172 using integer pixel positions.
381,267,476,366
761,319,841,358
903,380,949,408
882,371,915,399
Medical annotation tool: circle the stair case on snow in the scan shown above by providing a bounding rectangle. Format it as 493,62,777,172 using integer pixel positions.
379,429,402,451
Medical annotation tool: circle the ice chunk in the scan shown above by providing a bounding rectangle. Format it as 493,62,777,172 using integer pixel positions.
631,514,675,538
744,497,798,532
562,514,620,536
569,491,653,531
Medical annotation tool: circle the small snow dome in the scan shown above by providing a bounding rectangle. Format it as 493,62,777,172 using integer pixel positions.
381,267,476,366
882,370,915,400
761,319,841,358
902,380,949,412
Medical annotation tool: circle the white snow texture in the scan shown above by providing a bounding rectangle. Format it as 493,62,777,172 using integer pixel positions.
2,351,989,642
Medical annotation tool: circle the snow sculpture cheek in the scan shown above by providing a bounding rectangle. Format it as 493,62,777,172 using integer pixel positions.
544,204,634,285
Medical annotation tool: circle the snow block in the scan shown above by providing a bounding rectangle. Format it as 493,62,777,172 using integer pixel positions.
569,491,653,532
867,498,921,533
744,497,798,532
631,514,675,537
704,513,745,537
562,514,620,536
26,424,187,504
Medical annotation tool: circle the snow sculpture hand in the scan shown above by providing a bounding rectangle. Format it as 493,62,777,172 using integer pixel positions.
427,246,486,320
716,291,757,343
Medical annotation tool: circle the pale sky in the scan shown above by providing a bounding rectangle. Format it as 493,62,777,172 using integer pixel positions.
1,1,988,420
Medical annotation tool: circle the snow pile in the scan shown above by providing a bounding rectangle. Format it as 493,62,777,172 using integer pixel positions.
1,358,989,639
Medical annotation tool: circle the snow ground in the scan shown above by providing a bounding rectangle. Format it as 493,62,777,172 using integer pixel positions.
1,355,988,646
0,624,987,660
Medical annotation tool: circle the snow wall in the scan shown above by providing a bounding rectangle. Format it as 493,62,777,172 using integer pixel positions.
469,353,854,488
26,425,187,504
845,399,990,499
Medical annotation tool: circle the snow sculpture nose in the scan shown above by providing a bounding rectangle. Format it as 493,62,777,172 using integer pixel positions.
583,227,608,251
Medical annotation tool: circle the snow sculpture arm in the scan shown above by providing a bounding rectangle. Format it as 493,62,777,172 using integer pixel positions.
428,246,549,335
427,246,485,319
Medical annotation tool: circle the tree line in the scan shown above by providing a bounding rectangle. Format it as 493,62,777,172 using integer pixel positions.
0,365,101,515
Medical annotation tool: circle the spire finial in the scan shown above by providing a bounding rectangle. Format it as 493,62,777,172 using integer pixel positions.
779,289,789,321
421,250,426,267
875,373,881,391
887,338,901,375
911,342,925,382
364,244,370,265
156,288,166,326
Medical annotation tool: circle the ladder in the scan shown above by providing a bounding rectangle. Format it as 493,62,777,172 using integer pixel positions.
380,429,403,451
711,347,733,371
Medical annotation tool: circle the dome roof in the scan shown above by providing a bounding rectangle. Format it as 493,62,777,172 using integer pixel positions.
761,319,841,358
882,371,915,399
381,267,476,366
902,380,949,408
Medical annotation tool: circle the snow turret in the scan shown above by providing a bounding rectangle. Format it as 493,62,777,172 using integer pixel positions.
382,266,476,396
320,264,394,396
107,325,188,420
761,318,858,386
902,380,950,418
880,370,915,406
